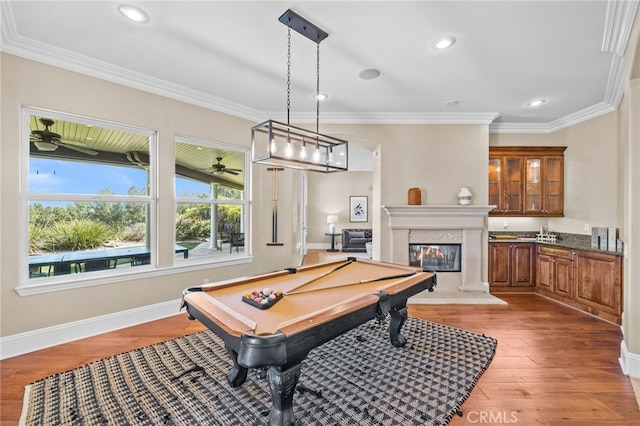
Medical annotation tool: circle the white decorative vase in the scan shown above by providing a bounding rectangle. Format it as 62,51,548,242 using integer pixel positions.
458,187,472,205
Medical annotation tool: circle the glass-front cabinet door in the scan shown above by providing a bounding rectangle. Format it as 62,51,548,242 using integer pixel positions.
524,155,563,215
488,157,502,213
543,156,564,215
503,156,524,214
489,155,524,215
524,158,542,214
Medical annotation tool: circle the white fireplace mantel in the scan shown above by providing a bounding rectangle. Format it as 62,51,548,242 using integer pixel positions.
382,205,495,229
382,205,495,293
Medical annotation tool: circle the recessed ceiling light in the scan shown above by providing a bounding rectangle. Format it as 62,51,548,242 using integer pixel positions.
432,36,456,50
527,99,546,107
359,68,381,80
445,99,460,106
314,93,328,101
118,4,149,23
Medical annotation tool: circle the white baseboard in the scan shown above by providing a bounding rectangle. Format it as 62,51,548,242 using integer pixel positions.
620,340,640,378
0,298,183,360
306,243,339,250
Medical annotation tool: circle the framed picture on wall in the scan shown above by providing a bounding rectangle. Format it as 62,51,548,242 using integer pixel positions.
349,196,368,222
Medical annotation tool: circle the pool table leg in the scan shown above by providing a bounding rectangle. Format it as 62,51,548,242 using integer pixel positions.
266,363,302,426
389,302,408,347
224,345,248,387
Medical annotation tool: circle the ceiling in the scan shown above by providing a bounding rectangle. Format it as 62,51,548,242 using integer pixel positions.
1,1,639,133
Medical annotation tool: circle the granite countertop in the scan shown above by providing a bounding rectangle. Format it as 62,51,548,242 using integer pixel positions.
489,231,624,256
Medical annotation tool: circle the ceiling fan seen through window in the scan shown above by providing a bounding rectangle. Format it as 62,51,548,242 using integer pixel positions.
30,118,99,156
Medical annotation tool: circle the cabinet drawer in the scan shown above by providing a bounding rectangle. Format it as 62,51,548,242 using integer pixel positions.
537,245,572,259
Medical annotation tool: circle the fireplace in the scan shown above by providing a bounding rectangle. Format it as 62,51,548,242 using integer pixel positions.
382,205,494,293
409,244,462,272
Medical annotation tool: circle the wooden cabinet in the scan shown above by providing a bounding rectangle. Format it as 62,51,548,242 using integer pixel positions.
489,147,566,216
536,245,574,298
574,250,622,322
534,245,622,324
489,242,535,289
489,156,524,215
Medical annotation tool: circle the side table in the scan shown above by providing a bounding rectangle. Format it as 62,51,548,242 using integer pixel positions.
324,232,340,252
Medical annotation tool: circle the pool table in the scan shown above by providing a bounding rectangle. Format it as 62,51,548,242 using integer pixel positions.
181,257,436,425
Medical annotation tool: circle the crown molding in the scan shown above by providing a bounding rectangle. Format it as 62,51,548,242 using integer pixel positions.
490,101,618,134
602,0,640,57
489,122,555,134
284,111,501,125
604,54,626,108
0,2,17,44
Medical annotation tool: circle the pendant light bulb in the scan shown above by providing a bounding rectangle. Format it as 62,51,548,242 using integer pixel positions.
299,140,308,159
285,138,294,158
313,143,321,162
328,147,334,163
270,137,277,154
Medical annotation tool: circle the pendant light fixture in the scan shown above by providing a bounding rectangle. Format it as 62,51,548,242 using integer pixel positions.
251,9,348,173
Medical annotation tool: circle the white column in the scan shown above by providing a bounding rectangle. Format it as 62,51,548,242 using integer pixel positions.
390,229,410,264
460,229,489,292
209,183,219,249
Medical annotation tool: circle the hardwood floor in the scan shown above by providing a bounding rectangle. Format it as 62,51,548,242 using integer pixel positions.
2,251,639,425
413,298,639,425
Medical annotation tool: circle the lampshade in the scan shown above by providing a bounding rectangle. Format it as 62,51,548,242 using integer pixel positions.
326,215,338,224
326,214,338,234
34,141,59,152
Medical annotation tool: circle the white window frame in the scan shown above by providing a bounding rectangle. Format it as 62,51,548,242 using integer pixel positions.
18,107,157,293
174,135,250,264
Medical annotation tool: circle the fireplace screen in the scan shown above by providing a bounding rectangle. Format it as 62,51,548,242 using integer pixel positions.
409,244,462,272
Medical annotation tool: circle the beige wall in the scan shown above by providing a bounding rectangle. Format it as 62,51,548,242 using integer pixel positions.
489,113,620,235
549,113,619,233
0,54,299,337
624,78,639,360
620,7,640,368
307,171,372,245
312,123,490,262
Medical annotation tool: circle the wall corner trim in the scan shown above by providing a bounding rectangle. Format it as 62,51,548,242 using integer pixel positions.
620,339,640,378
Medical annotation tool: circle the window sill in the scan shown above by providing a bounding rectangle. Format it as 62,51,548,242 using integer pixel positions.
16,255,254,296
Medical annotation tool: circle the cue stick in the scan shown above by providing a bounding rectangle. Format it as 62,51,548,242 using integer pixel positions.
285,271,418,296
266,167,284,246
284,259,355,295
271,168,277,242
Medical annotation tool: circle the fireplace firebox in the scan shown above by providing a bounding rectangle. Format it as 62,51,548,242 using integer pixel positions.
409,244,461,272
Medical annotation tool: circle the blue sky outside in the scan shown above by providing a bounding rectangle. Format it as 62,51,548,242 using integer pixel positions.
30,158,208,197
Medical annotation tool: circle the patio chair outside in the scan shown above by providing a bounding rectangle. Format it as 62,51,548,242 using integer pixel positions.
230,232,245,253
75,259,118,273
131,254,151,266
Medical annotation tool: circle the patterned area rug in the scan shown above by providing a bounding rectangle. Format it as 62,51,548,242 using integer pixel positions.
21,318,497,425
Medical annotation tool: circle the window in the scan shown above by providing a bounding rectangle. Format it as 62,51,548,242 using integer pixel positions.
175,137,249,262
23,108,156,282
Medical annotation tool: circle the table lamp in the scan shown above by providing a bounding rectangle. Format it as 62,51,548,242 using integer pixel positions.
327,215,338,234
